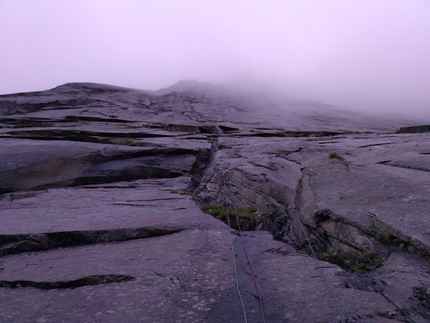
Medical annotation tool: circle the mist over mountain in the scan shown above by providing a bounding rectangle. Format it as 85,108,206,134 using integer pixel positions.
1,1,430,321
156,79,430,124
1,0,430,120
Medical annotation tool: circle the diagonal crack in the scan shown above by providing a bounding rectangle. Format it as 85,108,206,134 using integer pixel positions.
377,161,430,173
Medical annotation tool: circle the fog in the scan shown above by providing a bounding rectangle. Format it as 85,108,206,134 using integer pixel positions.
1,0,430,119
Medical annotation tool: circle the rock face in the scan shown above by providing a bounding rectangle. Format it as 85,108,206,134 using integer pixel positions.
1,81,430,322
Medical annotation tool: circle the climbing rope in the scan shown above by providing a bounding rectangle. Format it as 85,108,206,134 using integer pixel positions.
215,162,417,322
218,166,248,323
226,205,249,323
219,165,266,323
232,202,267,323
220,164,341,323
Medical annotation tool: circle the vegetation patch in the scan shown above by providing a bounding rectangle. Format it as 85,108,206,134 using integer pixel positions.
328,152,345,161
170,189,192,196
260,206,282,221
257,206,290,241
201,204,256,230
170,189,203,204
202,205,255,221
201,205,228,220
375,227,430,260
354,251,385,273
171,189,255,216
319,248,384,273
377,229,406,246
117,138,137,146
414,244,430,261
12,131,46,138
319,248,354,268
413,284,430,309
123,124,143,129
12,122,53,128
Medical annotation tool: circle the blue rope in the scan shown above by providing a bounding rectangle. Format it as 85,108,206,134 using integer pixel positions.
218,165,248,323
227,209,249,323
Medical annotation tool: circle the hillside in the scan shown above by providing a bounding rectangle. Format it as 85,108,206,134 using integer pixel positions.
0,81,429,323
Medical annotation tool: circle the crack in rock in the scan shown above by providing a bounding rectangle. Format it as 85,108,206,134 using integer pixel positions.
358,142,395,148
0,274,134,289
378,162,430,173
0,227,183,256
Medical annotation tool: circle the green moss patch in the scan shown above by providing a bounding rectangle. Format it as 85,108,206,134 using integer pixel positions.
328,152,345,161
117,139,137,146
319,248,384,273
202,205,255,221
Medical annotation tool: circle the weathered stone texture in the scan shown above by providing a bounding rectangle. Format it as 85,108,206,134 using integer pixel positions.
1,81,430,322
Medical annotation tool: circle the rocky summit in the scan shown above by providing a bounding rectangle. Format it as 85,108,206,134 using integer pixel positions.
1,81,430,323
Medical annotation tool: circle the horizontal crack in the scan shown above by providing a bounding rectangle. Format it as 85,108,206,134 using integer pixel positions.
377,162,430,173
0,226,183,257
243,130,345,138
358,142,394,148
64,115,134,123
0,274,134,289
6,129,172,140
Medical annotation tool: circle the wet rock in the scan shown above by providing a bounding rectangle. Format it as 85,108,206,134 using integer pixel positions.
397,125,430,133
1,81,430,322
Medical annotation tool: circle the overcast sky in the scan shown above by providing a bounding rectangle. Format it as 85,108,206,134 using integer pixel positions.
1,0,430,117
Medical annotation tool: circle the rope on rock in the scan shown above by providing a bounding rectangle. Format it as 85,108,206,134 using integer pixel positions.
219,164,266,323
215,163,417,323
226,205,249,323
232,202,267,323
218,165,248,323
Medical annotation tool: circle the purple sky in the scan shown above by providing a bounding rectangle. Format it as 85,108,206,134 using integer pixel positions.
1,0,430,117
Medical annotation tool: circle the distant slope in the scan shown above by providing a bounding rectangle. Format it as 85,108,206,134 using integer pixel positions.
0,80,422,133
